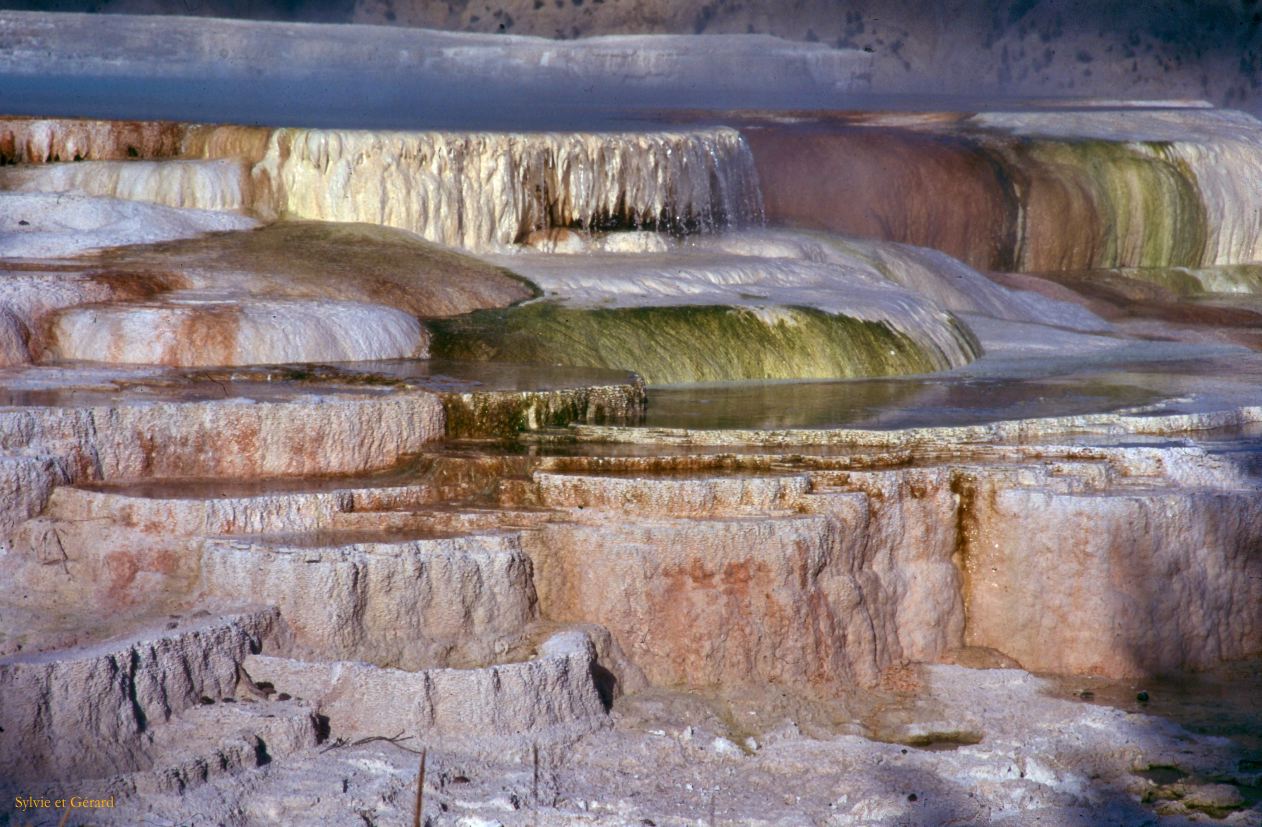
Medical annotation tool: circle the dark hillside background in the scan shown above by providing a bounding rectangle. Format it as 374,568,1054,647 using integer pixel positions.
4,1,1261,109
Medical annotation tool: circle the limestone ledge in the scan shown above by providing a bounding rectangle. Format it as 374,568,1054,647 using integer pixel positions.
242,627,609,753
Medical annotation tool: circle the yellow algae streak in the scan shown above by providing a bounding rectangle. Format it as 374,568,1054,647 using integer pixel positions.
431,303,977,385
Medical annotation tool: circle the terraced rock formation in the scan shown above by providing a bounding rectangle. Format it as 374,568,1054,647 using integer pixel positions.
3,372,1261,823
0,74,1260,826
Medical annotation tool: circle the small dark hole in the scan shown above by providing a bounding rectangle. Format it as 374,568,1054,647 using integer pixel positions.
277,692,292,701
591,662,617,710
908,793,918,802
1139,766,1187,785
199,696,215,705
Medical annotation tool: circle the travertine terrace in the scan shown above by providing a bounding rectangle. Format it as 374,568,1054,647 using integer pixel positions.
0,9,1261,827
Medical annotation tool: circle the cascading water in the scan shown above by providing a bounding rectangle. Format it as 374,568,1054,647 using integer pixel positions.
430,303,965,385
236,126,766,250
0,117,1128,383
747,108,1262,273
0,121,767,252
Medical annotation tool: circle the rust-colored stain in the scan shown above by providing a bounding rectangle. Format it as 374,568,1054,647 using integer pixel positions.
104,550,142,604
175,304,243,366
0,117,186,165
621,549,825,687
86,269,189,299
745,123,1020,271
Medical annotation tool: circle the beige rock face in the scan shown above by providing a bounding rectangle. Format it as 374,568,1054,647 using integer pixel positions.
1,187,539,371
81,221,537,319
199,534,538,669
524,469,962,691
242,628,608,750
966,483,1262,677
0,383,444,544
2,118,765,252
0,306,25,366
0,221,534,369
46,479,437,537
510,443,1262,689
47,297,429,366
1,83,1260,826
0,390,444,480
236,127,763,250
534,514,874,688
0,453,59,535
2,393,1259,824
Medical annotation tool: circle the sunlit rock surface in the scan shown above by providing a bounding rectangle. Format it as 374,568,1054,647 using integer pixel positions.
233,126,764,250
0,157,253,212
0,607,286,781
0,191,257,258
0,221,533,367
4,119,765,251
5,390,1260,823
0,24,1260,822
47,296,428,366
81,221,537,318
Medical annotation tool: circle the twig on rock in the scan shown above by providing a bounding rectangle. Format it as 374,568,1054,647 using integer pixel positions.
413,747,427,827
319,731,425,755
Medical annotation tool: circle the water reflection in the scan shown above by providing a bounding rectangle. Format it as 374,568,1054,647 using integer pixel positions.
645,374,1161,430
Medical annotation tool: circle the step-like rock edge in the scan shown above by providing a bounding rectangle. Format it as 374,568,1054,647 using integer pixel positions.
243,628,609,754
0,606,283,782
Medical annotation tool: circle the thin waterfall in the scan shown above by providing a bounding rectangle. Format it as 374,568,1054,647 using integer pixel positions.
237,127,766,251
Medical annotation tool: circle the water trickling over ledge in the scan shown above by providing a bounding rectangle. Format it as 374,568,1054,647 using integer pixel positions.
1,121,767,252
429,303,968,386
742,108,1262,272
